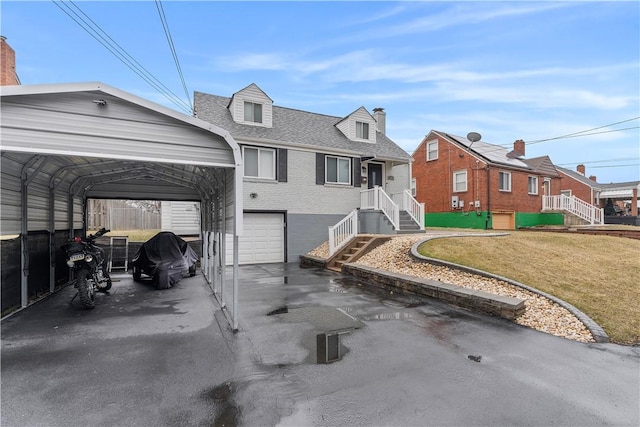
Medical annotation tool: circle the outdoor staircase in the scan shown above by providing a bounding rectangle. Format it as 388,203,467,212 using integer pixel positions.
326,235,391,272
396,210,423,234
542,195,604,225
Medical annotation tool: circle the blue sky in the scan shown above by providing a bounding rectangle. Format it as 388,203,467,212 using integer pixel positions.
2,1,639,183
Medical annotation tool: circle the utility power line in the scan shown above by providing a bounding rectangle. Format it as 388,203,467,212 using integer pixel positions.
587,163,639,169
155,0,193,113
525,117,640,145
556,158,638,166
52,0,192,114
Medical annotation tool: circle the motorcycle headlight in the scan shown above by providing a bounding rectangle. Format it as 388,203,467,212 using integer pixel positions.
84,254,93,262
66,260,75,268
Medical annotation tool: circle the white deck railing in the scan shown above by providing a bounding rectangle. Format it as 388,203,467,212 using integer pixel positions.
328,209,358,256
542,195,604,225
360,187,399,229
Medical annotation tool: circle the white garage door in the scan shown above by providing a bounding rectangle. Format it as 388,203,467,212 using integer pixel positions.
226,213,285,265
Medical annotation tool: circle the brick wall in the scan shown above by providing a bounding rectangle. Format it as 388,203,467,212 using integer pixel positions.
558,169,596,205
1,36,19,86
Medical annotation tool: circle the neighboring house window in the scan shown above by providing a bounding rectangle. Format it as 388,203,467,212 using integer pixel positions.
243,146,275,179
528,176,538,195
356,121,369,140
411,178,417,196
426,140,438,161
453,170,467,192
326,156,351,185
561,190,572,197
499,171,511,192
244,102,262,123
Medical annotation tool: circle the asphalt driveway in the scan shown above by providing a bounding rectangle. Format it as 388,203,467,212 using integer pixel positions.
2,263,639,426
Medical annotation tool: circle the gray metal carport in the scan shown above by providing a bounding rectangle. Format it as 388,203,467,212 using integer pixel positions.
0,82,243,329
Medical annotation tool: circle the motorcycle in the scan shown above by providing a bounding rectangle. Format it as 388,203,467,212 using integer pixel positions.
63,227,112,309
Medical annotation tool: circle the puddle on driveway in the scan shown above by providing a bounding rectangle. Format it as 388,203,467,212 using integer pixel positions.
201,382,239,427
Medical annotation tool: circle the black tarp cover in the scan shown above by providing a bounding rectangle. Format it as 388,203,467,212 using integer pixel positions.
132,232,198,289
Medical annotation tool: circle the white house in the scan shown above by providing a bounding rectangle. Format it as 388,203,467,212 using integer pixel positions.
194,83,419,264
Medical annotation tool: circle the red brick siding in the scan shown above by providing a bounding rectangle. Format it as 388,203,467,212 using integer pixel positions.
558,173,594,204
0,37,19,86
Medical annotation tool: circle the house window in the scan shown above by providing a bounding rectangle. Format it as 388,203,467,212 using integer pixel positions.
411,178,417,196
426,140,438,161
243,146,275,179
356,121,369,140
453,170,467,192
528,176,538,195
326,156,351,185
244,102,262,123
499,171,511,192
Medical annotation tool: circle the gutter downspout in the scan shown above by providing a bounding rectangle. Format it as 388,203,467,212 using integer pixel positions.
485,165,491,229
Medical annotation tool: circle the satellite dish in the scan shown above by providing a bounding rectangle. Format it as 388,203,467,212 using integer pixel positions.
467,132,481,143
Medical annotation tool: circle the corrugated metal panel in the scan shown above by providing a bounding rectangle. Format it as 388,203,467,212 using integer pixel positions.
2,93,235,167
88,181,200,201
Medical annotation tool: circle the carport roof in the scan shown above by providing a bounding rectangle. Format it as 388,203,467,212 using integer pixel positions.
1,81,243,231
1,82,242,168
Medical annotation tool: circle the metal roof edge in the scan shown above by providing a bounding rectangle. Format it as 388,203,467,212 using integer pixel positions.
1,81,243,165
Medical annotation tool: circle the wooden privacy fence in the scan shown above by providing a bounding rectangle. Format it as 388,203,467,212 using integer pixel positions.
87,207,161,230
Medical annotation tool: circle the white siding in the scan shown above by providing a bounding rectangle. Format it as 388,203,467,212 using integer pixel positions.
335,107,376,143
229,84,273,128
385,163,411,196
161,201,201,235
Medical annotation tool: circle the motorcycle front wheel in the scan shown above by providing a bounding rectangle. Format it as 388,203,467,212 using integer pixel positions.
76,271,95,309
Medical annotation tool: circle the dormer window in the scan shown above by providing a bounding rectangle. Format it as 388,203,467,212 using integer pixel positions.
244,102,262,124
356,121,369,140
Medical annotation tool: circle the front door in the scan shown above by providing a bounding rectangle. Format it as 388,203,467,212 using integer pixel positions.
367,163,383,189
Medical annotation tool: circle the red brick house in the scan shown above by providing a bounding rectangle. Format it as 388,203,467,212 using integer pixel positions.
412,130,564,230
556,164,600,205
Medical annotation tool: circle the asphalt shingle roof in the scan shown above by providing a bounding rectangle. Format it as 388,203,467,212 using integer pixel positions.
194,91,411,162
556,166,601,187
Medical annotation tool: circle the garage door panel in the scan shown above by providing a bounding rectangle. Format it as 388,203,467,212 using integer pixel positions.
226,213,284,265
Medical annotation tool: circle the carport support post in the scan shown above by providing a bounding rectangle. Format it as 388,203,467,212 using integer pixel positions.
49,186,56,293
20,174,29,308
232,233,239,330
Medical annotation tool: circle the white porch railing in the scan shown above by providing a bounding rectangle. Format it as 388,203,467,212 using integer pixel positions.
542,195,604,225
397,189,424,230
360,187,399,229
328,209,358,256
390,189,424,230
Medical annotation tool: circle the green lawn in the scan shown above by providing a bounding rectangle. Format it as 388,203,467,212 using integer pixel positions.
417,230,640,345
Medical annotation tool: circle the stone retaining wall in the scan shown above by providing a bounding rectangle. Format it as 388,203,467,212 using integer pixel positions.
342,263,526,320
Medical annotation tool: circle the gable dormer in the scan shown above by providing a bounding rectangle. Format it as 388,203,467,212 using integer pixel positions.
228,83,273,128
336,106,377,143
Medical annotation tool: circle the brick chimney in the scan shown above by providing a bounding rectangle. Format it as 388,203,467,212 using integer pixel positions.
577,164,586,175
1,36,20,86
589,175,597,182
373,107,386,135
513,139,525,157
